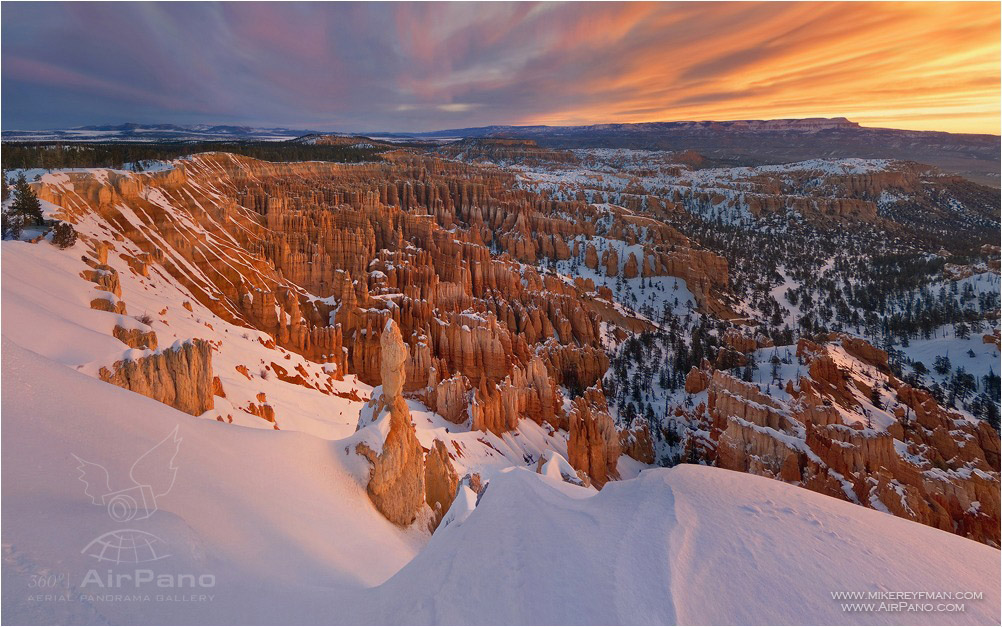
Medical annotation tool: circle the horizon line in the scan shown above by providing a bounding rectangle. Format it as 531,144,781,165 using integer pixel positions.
5,116,1001,138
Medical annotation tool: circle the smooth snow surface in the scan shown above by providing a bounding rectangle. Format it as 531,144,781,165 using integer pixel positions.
371,465,1001,625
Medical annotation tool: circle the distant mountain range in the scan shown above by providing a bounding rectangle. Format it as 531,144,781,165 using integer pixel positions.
386,117,867,138
4,118,998,185
387,117,1000,186
1,123,320,142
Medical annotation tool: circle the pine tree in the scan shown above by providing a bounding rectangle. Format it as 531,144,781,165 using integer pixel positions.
1,212,16,240
51,221,77,249
10,173,43,228
869,384,883,410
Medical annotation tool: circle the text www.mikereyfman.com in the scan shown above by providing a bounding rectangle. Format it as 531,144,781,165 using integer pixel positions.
832,591,983,613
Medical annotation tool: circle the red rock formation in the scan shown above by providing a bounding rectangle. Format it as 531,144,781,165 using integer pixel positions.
80,265,121,298
704,337,1000,546
245,402,279,426
619,422,655,464
716,418,803,482
584,243,598,269
604,247,619,277
355,321,425,526
469,356,561,435
425,371,471,424
684,367,710,394
424,439,459,530
567,387,621,487
98,339,214,416
112,324,158,350
623,252,639,279
838,335,889,371
722,328,757,353
36,150,731,439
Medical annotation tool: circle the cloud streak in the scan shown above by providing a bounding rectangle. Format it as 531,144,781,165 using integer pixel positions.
2,2,998,133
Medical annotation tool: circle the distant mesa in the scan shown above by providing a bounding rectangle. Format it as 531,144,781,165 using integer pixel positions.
436,137,579,165
292,133,392,149
2,116,998,184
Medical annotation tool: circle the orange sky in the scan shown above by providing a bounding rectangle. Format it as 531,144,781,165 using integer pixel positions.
516,2,1002,135
4,2,1000,133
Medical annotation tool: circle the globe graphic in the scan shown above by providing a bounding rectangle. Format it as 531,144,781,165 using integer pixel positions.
81,530,171,564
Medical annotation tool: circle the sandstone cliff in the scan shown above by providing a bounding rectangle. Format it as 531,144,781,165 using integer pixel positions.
36,152,661,438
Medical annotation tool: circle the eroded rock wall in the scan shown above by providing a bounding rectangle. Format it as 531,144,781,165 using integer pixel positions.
98,340,214,416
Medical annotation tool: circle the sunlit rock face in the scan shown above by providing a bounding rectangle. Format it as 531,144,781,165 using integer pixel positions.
567,386,621,488
99,339,214,416
355,320,426,526
36,151,723,436
686,336,1001,546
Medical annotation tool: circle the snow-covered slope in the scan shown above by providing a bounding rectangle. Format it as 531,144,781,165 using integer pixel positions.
0,225,370,437
3,336,999,625
370,466,1001,625
1,337,422,625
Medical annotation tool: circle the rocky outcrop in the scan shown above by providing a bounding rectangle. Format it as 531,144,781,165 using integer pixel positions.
113,324,158,350
716,418,803,482
90,295,127,314
355,321,425,526
839,335,889,371
469,356,561,435
603,247,619,277
797,340,858,409
81,265,121,298
684,367,710,394
722,328,757,353
792,401,842,426
896,384,1000,470
425,372,471,424
424,439,459,530
584,243,598,270
567,386,621,487
807,423,897,477
713,346,748,370
81,261,128,315
619,422,655,464
245,401,278,427
623,252,639,279
98,339,214,415
703,337,1001,546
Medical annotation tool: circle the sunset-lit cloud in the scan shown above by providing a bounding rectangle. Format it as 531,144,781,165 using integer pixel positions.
2,2,998,134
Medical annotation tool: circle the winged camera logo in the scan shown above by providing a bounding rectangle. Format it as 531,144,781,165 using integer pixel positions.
72,427,181,564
